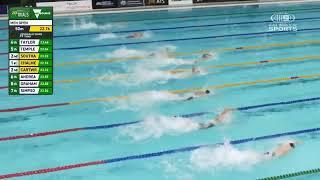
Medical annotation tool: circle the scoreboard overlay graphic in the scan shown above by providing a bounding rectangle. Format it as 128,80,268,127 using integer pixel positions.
8,7,53,95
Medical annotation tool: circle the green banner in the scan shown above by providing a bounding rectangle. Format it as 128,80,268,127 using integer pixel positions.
9,7,53,20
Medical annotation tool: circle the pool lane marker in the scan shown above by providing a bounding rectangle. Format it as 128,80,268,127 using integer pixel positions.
2,54,320,87
55,55,320,85
257,168,320,180
50,16,320,38
2,55,310,86
170,73,320,94
1,73,320,113
1,126,320,179
54,27,320,51
0,39,319,70
1,27,320,56
0,96,319,142
56,39,320,67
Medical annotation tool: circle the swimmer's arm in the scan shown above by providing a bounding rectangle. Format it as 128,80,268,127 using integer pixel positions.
198,122,215,129
213,108,234,124
183,96,194,101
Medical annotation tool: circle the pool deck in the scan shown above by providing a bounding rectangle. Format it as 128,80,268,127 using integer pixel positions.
1,0,320,19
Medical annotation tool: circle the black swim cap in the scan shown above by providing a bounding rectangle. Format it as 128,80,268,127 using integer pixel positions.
289,143,295,148
205,90,210,94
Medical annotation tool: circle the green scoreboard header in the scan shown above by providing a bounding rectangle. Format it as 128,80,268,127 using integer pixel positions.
9,7,53,20
8,7,53,95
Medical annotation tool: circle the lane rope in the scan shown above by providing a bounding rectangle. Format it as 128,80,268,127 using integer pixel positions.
52,55,320,85
1,41,319,75
1,73,320,113
55,39,320,67
0,96,319,142
1,39,320,70
1,126,320,179
53,16,320,38
54,27,320,51
257,168,320,180
1,27,319,56
1,39,319,78
0,54,316,87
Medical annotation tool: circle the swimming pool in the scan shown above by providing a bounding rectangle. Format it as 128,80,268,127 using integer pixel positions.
1,1,320,179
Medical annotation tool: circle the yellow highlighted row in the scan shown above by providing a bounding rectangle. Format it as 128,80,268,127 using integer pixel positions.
20,67,39,73
29,26,52,32
55,55,320,84
19,60,39,66
56,39,320,67
20,53,39,59
65,73,320,105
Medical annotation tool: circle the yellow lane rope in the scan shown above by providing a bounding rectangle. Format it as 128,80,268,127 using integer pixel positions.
55,40,320,67
55,55,320,84
66,73,320,105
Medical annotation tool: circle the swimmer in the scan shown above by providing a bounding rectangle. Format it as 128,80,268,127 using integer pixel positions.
198,108,234,129
185,89,210,101
126,32,143,39
148,47,172,58
201,53,213,60
264,140,300,158
193,53,213,64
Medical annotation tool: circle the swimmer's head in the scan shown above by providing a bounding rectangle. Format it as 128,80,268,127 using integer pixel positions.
202,53,212,59
205,90,210,94
289,142,295,148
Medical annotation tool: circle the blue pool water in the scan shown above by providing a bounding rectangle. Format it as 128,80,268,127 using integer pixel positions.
0,2,320,179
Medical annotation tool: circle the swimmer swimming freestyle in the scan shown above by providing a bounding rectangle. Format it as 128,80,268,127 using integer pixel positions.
198,108,233,129
193,53,214,64
264,140,300,158
126,32,144,39
185,89,210,101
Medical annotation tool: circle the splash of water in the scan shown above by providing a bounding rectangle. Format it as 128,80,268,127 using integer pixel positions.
94,33,118,40
71,19,125,31
74,21,112,30
98,45,201,86
107,46,147,58
161,160,194,180
140,31,153,39
108,91,185,112
106,45,193,66
120,115,200,141
190,142,264,170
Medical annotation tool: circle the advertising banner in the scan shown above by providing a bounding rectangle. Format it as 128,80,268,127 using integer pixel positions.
37,0,92,13
145,0,168,6
118,0,144,7
0,5,7,14
193,0,247,3
169,0,192,6
92,0,118,9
